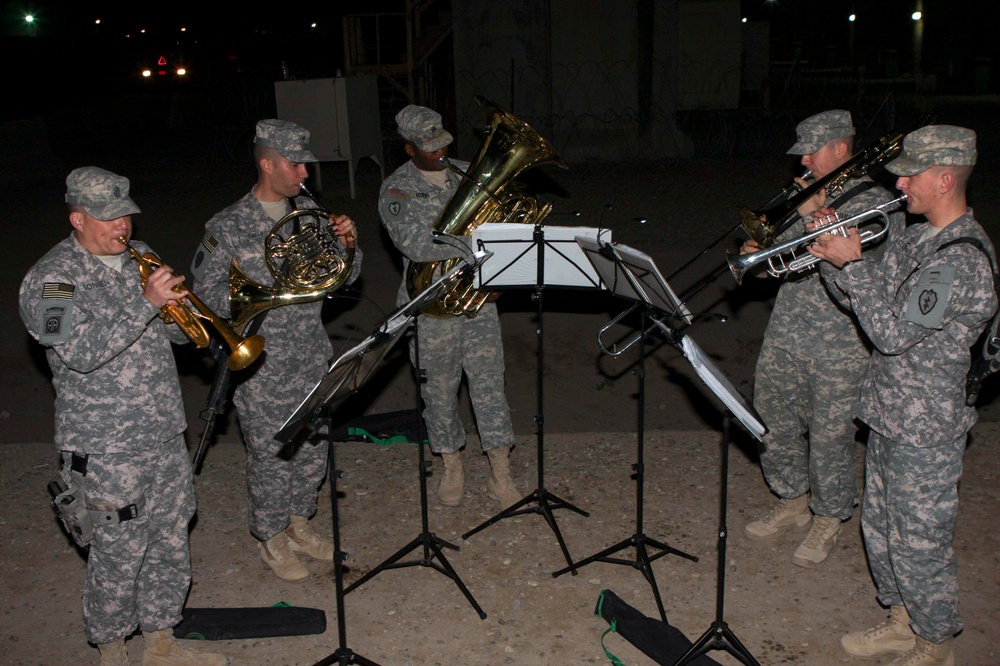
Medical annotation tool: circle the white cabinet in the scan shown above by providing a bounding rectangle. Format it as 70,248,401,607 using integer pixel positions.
274,76,384,199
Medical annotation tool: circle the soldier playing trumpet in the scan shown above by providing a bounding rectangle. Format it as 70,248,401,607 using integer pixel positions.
19,167,228,665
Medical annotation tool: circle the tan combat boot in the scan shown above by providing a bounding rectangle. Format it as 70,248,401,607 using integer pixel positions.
98,638,129,666
841,605,916,659
791,514,842,567
486,445,521,510
439,451,464,506
142,628,228,665
890,635,955,666
744,493,811,540
258,532,309,582
286,515,334,561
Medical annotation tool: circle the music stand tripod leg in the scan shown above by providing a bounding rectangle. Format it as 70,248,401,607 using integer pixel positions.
311,419,380,666
552,313,697,623
462,226,590,571
672,412,759,666
343,322,486,620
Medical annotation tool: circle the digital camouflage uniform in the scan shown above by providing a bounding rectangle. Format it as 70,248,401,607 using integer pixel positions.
19,231,195,646
378,159,515,455
820,125,996,643
191,191,362,541
755,173,905,520
823,210,995,642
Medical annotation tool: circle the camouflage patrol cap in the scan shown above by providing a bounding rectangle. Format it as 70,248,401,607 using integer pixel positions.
396,105,453,152
65,166,141,220
787,110,856,155
886,125,977,176
254,119,318,163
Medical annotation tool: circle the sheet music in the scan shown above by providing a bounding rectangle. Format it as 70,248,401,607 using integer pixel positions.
472,224,609,288
677,332,767,441
575,236,693,325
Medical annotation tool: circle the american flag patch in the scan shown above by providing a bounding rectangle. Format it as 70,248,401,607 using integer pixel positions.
201,232,219,253
42,282,75,299
386,187,409,200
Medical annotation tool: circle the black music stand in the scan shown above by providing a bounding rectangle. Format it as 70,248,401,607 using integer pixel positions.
275,252,491,666
460,224,606,570
339,312,487,620
571,237,765,662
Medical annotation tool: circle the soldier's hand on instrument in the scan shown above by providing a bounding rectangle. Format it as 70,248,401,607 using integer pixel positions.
806,207,838,232
328,213,358,246
144,264,188,309
808,227,862,269
740,239,762,255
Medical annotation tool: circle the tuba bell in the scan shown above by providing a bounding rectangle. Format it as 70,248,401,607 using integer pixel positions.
229,184,356,333
405,96,568,318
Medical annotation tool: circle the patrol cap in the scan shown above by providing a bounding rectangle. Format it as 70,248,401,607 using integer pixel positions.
396,105,453,152
787,109,856,155
254,119,318,163
886,125,977,176
65,166,141,220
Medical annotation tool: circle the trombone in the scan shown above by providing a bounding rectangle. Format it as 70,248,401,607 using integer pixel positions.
119,236,266,371
725,195,906,284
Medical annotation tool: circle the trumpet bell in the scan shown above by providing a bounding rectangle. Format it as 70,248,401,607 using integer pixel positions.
225,332,266,371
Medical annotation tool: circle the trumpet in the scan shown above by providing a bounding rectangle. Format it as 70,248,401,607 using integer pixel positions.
726,195,906,284
119,236,266,371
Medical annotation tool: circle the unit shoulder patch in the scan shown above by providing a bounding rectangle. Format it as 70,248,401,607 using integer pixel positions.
39,282,76,343
904,265,956,329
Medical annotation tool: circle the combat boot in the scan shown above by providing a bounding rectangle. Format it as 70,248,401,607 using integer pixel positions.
791,515,841,567
286,515,334,561
439,452,464,506
258,532,309,582
142,628,228,665
890,636,955,666
486,445,521,510
744,493,811,540
841,605,916,659
98,638,128,666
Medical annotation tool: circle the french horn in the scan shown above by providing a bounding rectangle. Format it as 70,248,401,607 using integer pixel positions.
229,185,356,333
405,96,568,318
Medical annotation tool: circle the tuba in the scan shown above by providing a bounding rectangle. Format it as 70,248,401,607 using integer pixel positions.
119,237,265,371
229,184,356,334
737,112,932,249
405,96,568,318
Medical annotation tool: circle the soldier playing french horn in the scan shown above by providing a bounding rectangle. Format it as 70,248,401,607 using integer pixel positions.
190,120,362,584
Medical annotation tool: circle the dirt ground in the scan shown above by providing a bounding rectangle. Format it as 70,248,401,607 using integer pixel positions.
2,97,1000,665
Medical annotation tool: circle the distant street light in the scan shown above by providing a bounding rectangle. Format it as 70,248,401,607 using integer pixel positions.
912,11,922,21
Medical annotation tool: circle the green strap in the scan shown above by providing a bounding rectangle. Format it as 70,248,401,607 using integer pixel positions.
347,427,425,446
600,619,626,666
594,592,626,666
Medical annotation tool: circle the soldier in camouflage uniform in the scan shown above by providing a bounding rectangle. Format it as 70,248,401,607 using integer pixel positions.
742,110,906,568
378,105,521,510
811,125,994,666
19,167,227,665
190,120,363,583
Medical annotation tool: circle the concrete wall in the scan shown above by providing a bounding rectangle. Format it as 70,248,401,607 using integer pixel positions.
452,0,740,161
